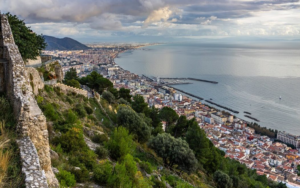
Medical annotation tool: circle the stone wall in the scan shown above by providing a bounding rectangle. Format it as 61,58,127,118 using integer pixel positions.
0,14,59,187
26,67,45,95
54,82,88,97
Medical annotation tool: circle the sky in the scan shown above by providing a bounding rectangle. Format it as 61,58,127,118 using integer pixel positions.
1,0,300,43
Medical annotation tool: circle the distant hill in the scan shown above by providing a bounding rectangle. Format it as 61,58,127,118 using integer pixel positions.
43,35,89,50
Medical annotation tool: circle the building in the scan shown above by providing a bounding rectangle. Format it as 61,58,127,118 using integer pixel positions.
174,93,183,101
211,112,227,124
277,131,300,148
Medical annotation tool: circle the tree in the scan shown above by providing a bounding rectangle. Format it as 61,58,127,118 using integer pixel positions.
213,170,233,188
64,68,79,81
148,133,198,173
131,95,149,114
117,106,151,143
105,127,135,160
119,88,132,102
79,71,113,94
159,107,179,127
7,13,46,62
102,91,115,104
172,116,188,138
108,154,152,188
65,79,80,88
186,121,211,165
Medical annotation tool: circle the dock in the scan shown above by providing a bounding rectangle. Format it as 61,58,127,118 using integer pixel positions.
160,77,218,84
205,100,239,114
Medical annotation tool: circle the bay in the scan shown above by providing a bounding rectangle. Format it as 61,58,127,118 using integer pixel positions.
115,42,300,135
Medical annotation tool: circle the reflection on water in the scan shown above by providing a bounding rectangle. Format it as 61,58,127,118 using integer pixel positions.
116,42,300,134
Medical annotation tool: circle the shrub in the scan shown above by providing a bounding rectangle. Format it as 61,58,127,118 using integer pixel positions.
92,134,109,144
36,96,44,104
102,91,115,104
54,87,63,96
44,85,53,92
69,150,97,170
139,161,152,174
66,96,73,104
152,177,167,188
84,106,93,115
95,146,109,159
88,115,97,121
65,110,78,125
56,169,76,187
70,164,90,183
53,128,86,153
43,103,59,121
106,127,135,160
74,104,86,118
93,161,113,185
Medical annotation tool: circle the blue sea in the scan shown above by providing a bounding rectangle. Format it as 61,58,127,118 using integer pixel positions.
115,42,300,135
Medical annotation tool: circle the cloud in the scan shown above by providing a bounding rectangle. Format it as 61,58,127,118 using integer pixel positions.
1,0,300,41
143,6,174,27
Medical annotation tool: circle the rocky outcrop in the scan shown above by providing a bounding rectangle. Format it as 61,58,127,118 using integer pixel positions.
26,67,44,95
0,13,59,187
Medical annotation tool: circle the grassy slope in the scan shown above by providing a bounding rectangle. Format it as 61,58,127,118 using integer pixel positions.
37,86,213,188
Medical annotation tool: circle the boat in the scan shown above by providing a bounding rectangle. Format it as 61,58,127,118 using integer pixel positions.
210,98,213,100
279,96,282,100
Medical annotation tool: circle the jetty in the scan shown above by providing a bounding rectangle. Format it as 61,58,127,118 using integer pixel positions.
168,86,204,100
142,74,154,82
205,100,239,114
160,77,218,84
244,115,260,122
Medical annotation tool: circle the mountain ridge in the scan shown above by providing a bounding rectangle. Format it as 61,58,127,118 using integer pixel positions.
44,35,90,50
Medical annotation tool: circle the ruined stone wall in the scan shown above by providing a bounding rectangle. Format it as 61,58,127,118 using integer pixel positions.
0,14,59,188
54,82,88,97
26,67,45,95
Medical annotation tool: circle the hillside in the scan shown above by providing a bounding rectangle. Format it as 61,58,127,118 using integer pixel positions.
44,35,89,50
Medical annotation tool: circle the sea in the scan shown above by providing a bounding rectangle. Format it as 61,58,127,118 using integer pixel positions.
115,42,300,135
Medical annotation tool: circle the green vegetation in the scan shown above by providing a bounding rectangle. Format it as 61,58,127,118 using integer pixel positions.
35,82,286,188
248,122,277,138
6,13,46,62
0,95,24,187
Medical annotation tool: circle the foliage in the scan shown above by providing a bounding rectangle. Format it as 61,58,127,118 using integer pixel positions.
64,68,79,82
248,122,277,138
106,127,135,160
0,97,15,128
139,161,152,174
118,98,130,105
92,134,109,144
7,13,46,61
95,146,109,159
159,107,179,126
102,91,115,104
70,164,90,183
117,105,151,143
53,128,87,153
84,106,93,115
93,161,113,185
79,71,113,94
65,79,81,89
44,85,54,92
42,103,59,121
56,169,76,187
148,133,198,173
213,170,233,188
108,154,152,188
118,88,132,102
74,104,87,118
131,95,149,114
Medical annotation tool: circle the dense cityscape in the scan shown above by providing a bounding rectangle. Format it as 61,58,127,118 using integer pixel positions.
42,46,300,187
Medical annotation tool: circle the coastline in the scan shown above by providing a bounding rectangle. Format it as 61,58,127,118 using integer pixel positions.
113,44,299,140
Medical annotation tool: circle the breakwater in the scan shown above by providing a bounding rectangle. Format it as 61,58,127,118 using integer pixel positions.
245,115,260,122
168,86,204,100
161,77,218,84
205,100,239,114
142,74,154,82
244,111,251,115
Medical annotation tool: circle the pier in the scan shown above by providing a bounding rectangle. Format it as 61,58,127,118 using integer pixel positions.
168,86,204,100
205,100,239,114
160,77,218,84
244,115,260,122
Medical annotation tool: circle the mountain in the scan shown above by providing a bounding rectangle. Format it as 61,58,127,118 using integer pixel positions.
43,35,89,50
